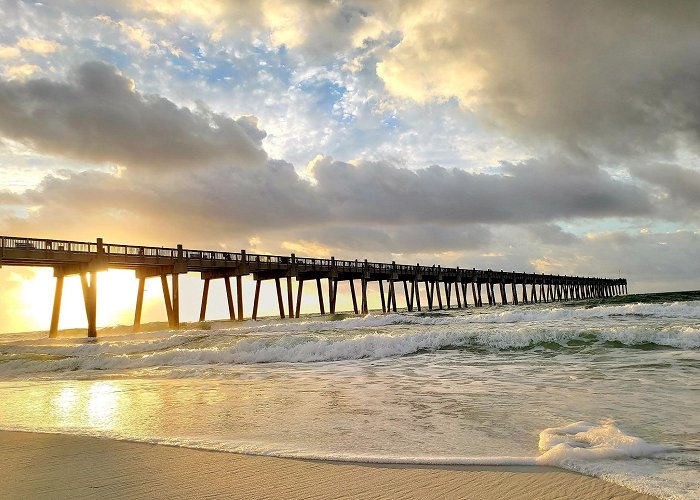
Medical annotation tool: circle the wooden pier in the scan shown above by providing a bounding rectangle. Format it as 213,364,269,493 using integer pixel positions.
0,236,627,337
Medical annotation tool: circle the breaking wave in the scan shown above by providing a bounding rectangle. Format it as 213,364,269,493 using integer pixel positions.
0,321,697,377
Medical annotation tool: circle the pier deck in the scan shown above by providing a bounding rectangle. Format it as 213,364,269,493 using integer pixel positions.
0,236,627,337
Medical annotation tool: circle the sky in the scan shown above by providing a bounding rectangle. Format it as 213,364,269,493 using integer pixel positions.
0,0,699,332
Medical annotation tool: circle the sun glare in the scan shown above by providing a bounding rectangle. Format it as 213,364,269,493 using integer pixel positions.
17,268,158,332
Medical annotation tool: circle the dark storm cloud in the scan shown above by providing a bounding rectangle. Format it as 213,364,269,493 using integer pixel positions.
0,61,267,170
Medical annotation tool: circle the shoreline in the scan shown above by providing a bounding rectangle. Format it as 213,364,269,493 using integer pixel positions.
0,430,655,499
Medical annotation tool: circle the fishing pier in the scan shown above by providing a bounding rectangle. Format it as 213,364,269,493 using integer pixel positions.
0,236,627,337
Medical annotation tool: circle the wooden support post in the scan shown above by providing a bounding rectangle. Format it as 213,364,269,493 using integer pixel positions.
332,279,339,313
426,282,433,310
295,279,304,318
275,278,285,319
49,275,64,338
472,282,479,307
316,278,325,314
172,274,180,328
414,280,422,311
379,280,387,313
436,280,443,309
199,278,210,322
236,276,244,321
225,277,236,320
501,283,508,305
403,280,412,312
161,274,174,328
80,273,90,318
512,282,518,305
87,272,97,337
134,276,145,332
287,277,294,319
444,282,451,309
455,281,462,308
252,279,262,320
361,278,368,314
385,280,392,312
522,283,528,304
389,280,397,312
350,280,359,314
328,278,336,314
410,280,416,311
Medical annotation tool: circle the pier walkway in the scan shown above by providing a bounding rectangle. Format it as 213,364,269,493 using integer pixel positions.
0,236,627,337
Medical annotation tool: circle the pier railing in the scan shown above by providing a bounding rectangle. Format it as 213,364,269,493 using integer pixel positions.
0,235,627,338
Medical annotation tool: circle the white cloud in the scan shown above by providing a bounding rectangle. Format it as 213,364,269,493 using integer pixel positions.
16,38,62,54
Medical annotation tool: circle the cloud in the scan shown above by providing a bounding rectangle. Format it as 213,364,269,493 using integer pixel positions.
375,1,700,159
126,0,389,60
16,38,61,54
0,152,652,253
0,61,657,257
633,163,700,207
94,16,153,51
2,64,40,80
526,224,579,246
308,156,652,224
112,0,700,165
0,61,267,170
0,46,21,59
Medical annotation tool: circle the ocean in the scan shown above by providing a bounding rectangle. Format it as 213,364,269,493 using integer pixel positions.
0,291,698,498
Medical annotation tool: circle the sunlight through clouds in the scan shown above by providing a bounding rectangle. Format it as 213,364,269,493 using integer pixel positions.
1,1,700,332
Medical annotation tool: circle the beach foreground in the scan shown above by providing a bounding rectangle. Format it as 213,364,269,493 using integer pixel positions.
0,431,653,499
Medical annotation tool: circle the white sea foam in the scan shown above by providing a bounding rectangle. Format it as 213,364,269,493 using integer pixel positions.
0,318,698,376
537,420,671,463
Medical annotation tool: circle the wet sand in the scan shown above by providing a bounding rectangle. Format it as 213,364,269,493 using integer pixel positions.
0,431,655,499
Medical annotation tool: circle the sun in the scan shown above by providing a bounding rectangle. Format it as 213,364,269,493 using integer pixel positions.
17,268,152,333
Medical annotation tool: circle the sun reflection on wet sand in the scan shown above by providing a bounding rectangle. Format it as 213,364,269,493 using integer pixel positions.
86,382,120,429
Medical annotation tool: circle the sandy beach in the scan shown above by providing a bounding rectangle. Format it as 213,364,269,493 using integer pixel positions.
0,431,654,499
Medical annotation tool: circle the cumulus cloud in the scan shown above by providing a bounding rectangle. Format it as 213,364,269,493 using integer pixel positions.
16,38,61,54
0,59,659,262
109,0,700,163
125,0,388,60
375,1,700,159
2,64,40,80
0,61,267,170
0,46,21,59
94,15,153,50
